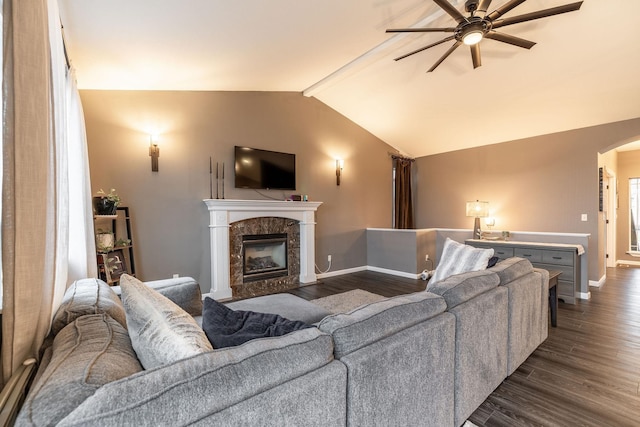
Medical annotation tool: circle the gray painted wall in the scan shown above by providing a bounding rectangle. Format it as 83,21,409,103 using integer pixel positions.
82,90,396,292
415,119,640,281
414,118,640,284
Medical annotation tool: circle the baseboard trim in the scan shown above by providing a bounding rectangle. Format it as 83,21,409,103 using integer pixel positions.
589,275,606,288
317,266,367,279
317,265,421,280
576,291,591,300
616,259,640,267
366,266,421,279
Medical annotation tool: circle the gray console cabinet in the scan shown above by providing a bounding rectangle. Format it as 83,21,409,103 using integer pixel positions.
466,239,581,304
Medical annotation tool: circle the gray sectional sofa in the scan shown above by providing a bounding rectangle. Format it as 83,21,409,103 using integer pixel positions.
16,257,547,426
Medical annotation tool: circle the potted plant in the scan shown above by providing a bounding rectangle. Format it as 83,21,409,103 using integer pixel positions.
95,229,115,253
93,188,121,215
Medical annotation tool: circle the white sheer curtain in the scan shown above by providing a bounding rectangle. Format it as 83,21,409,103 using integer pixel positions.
66,68,97,282
1,0,96,385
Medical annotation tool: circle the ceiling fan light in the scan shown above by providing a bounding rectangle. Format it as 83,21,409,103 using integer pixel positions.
463,31,483,45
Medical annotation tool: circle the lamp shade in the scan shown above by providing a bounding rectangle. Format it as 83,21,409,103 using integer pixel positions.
466,200,489,218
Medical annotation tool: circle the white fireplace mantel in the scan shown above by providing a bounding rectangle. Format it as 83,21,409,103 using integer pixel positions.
203,199,322,300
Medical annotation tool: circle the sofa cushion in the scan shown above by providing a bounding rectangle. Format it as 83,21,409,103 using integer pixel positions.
57,328,336,426
226,293,331,324
119,274,212,369
427,269,500,309
202,297,313,349
430,238,494,284
16,314,143,426
111,276,203,317
488,257,534,285
51,278,127,335
318,291,446,359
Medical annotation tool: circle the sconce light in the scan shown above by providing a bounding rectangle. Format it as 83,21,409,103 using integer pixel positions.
336,159,344,186
465,200,489,239
149,134,159,172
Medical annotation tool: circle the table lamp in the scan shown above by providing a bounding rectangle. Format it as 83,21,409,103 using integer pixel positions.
466,200,489,239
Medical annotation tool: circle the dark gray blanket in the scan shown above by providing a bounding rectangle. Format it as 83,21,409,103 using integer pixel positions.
202,297,313,348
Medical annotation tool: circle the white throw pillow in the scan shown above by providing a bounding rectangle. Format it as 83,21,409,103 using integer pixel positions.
119,274,213,369
429,238,494,284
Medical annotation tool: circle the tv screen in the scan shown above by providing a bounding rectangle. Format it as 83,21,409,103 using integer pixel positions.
234,146,296,190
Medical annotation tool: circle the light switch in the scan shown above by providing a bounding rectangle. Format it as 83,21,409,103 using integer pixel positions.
581,214,588,221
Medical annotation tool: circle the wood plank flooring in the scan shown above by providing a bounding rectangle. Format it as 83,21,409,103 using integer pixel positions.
287,267,640,426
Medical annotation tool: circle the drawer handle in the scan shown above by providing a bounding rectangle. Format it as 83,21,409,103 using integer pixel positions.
523,254,532,257
552,256,562,260
497,251,506,255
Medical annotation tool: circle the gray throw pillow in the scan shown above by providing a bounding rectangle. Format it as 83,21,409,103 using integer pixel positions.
51,278,127,335
119,274,213,369
16,314,143,426
430,238,494,284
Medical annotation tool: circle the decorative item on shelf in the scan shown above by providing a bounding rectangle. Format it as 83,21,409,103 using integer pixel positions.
465,199,489,239
149,134,159,172
115,238,132,248
96,229,115,253
501,230,511,241
93,188,121,215
336,159,344,186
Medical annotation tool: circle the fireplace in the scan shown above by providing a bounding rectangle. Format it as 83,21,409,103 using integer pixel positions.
243,233,288,281
203,199,322,300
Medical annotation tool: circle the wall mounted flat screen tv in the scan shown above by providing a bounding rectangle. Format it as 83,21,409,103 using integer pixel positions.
234,146,296,190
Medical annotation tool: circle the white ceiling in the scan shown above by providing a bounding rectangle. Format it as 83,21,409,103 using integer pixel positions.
58,0,640,158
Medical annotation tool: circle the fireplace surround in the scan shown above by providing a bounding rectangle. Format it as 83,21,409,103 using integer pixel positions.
203,199,322,300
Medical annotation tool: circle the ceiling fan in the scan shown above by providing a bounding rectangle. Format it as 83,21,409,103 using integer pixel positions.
386,0,583,72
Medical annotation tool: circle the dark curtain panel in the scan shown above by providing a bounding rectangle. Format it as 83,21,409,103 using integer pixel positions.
394,158,414,229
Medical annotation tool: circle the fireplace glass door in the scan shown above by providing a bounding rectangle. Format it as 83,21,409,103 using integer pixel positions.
242,233,288,282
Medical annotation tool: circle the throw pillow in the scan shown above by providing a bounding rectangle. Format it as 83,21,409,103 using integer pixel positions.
429,238,494,284
487,256,500,268
202,297,313,349
119,274,213,369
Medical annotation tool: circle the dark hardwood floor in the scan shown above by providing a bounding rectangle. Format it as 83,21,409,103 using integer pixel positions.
288,267,640,427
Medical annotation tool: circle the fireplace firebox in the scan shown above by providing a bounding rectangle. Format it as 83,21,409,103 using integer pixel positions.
242,233,288,282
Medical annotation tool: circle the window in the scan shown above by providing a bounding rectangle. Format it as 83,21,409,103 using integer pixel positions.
630,178,640,252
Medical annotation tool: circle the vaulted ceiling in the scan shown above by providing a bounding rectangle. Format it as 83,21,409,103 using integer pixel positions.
58,0,640,157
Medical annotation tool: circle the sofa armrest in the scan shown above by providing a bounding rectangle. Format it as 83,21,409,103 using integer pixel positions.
112,277,203,316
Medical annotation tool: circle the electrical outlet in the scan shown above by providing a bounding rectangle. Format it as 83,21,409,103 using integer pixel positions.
425,254,429,262
581,214,588,222
328,255,332,263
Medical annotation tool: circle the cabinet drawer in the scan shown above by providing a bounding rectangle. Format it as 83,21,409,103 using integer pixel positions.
514,248,542,263
557,280,574,298
534,263,574,281
542,250,574,266
492,247,514,260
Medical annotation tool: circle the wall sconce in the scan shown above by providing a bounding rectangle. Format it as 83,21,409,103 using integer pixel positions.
149,134,159,172
465,200,489,239
336,159,344,186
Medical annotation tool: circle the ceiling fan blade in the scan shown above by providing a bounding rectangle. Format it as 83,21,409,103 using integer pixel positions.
471,44,481,68
484,31,536,49
428,40,461,72
394,35,456,61
491,2,583,29
386,27,456,33
433,0,467,24
486,0,527,21
477,0,493,15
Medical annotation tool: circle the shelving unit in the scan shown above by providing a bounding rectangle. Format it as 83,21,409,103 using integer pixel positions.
95,206,136,285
